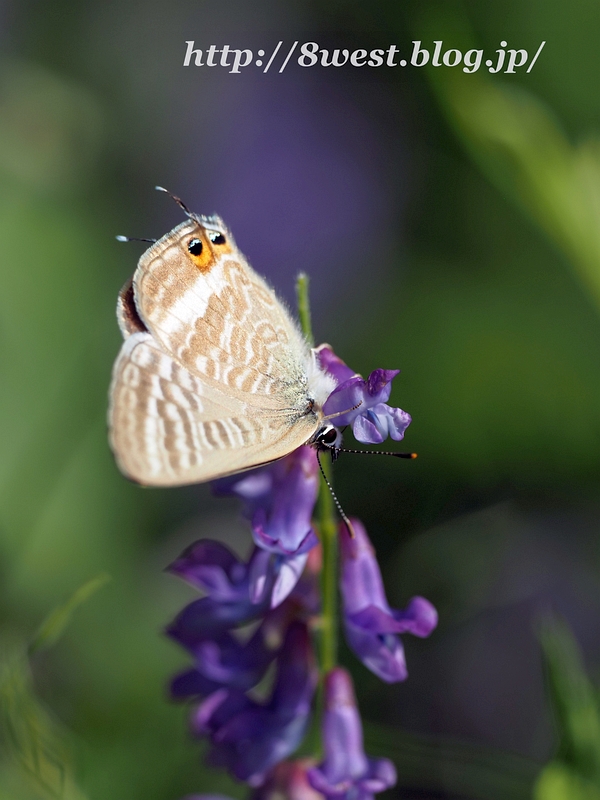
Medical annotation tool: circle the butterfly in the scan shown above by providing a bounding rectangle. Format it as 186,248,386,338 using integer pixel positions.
108,190,340,486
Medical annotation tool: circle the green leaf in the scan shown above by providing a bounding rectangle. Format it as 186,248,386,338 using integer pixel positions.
534,763,600,800
28,572,110,656
0,648,88,799
538,616,600,784
431,68,600,313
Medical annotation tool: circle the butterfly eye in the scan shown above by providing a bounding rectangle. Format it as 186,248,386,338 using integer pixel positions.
188,238,203,255
320,427,338,445
209,232,226,245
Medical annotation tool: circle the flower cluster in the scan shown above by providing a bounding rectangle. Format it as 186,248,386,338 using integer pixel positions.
167,347,437,799
316,345,413,444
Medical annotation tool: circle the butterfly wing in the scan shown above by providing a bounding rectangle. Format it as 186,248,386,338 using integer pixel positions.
109,217,324,485
109,332,318,486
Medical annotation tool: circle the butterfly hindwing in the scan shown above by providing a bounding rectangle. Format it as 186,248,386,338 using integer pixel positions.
109,333,318,486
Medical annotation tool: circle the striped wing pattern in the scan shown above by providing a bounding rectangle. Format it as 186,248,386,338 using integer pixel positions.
109,333,317,485
134,222,309,408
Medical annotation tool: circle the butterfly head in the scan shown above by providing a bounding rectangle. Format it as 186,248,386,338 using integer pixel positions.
149,188,235,273
185,215,235,272
138,215,235,277
311,423,343,453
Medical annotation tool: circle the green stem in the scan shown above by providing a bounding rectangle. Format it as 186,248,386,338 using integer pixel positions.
295,272,314,347
317,458,338,672
295,273,338,675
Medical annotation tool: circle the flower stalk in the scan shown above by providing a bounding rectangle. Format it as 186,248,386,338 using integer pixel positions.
295,273,338,676
295,272,314,347
317,475,337,674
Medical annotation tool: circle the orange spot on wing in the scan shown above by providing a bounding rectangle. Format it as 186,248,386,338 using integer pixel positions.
184,225,233,272
185,231,215,273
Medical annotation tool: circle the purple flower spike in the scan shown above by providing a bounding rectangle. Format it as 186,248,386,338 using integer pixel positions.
214,447,319,557
307,668,397,799
340,519,438,683
316,345,411,445
192,622,318,787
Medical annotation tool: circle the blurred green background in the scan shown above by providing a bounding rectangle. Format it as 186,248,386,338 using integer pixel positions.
2,1,600,798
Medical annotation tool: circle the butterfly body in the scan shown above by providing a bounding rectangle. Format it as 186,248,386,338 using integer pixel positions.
109,213,336,486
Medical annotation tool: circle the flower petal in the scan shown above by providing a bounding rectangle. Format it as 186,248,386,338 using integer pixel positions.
248,547,276,605
167,595,266,647
315,344,356,384
343,622,408,683
365,369,398,402
352,414,385,444
271,553,309,609
167,540,247,600
349,596,438,637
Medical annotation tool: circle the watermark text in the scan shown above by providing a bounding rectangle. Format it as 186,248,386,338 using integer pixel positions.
183,40,546,74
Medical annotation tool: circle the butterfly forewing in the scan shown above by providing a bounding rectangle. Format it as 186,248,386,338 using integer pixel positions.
109,214,323,486
133,220,309,409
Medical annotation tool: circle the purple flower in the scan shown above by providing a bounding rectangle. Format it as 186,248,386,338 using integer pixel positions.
316,345,411,445
167,537,311,653
307,668,397,799
214,447,319,557
170,601,294,698
339,519,438,683
191,622,317,786
166,541,272,644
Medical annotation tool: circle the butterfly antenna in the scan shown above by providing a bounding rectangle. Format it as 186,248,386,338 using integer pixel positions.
316,451,355,538
155,185,194,218
116,235,158,243
336,447,417,459
322,402,362,422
